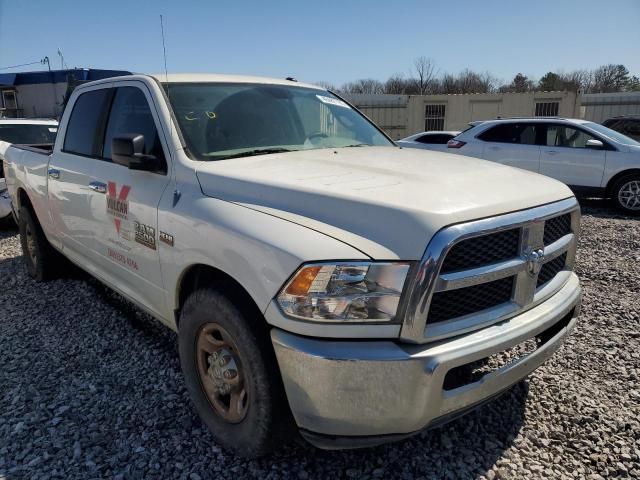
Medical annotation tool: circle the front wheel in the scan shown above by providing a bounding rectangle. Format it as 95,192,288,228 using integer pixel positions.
611,174,640,215
178,287,293,457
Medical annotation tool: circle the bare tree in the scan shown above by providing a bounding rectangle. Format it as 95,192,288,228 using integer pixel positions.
411,56,438,95
314,81,337,91
384,74,408,94
340,78,384,94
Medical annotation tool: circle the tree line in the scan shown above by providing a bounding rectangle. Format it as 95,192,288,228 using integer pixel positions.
321,57,640,95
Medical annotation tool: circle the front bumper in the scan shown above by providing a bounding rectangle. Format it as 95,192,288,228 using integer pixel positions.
271,272,581,448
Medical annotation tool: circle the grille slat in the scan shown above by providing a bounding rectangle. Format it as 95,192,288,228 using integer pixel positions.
428,276,514,324
543,214,571,245
441,228,520,273
537,253,567,287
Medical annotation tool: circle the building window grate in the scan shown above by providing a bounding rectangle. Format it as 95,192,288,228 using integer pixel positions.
535,102,559,117
425,104,446,131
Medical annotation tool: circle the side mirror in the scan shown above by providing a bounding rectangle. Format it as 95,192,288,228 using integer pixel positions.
585,139,603,150
112,134,162,172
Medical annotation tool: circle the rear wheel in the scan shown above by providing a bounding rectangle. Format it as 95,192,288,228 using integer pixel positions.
18,206,57,281
611,174,640,215
178,287,293,457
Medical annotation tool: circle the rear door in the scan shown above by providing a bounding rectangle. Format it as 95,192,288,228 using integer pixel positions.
539,123,607,187
477,123,542,172
87,82,171,315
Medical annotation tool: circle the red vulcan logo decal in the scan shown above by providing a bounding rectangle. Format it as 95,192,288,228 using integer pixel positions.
106,181,131,233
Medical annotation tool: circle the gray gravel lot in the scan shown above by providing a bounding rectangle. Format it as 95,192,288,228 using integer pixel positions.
1,201,639,479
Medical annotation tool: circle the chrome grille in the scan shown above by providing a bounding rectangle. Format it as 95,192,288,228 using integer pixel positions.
441,228,519,273
543,213,571,245
400,198,580,343
537,253,567,288
428,276,514,323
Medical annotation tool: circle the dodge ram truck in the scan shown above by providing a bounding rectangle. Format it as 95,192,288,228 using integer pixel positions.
4,74,582,457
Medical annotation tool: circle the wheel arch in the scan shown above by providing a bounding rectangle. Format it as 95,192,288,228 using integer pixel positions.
174,263,266,330
605,169,640,196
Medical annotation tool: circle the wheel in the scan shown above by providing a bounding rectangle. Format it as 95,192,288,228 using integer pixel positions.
611,174,640,215
178,287,293,457
18,206,56,281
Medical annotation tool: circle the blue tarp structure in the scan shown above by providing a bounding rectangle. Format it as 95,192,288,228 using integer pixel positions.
0,68,131,86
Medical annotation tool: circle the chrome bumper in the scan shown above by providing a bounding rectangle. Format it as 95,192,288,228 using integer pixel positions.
271,272,580,448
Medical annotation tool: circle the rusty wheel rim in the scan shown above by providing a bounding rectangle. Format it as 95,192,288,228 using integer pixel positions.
196,323,249,424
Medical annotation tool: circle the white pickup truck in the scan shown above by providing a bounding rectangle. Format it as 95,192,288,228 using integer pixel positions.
4,74,582,457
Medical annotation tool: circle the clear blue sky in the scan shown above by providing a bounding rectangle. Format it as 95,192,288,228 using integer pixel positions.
1,0,638,86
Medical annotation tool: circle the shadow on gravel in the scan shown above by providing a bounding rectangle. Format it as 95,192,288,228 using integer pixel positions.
0,228,529,479
577,197,639,220
260,382,528,478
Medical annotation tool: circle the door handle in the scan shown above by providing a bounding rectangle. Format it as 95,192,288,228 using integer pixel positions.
88,181,107,194
545,150,558,155
48,168,60,180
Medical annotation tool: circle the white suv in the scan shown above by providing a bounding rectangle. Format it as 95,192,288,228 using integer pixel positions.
449,118,640,213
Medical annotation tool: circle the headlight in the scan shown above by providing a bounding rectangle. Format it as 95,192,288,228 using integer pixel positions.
276,262,410,322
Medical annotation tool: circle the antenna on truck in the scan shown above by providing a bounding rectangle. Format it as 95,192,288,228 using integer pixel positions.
159,14,182,207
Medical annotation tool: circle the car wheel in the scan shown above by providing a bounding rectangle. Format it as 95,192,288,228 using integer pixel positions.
178,287,293,457
18,206,56,281
612,174,640,215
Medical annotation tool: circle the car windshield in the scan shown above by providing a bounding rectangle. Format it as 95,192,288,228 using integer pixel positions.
164,83,393,160
583,121,640,146
0,124,57,144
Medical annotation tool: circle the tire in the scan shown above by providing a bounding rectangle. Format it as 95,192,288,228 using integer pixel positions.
178,287,293,457
18,206,56,281
611,174,640,215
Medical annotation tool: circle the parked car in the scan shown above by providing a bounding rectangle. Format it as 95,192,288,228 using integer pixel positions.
397,130,461,151
448,117,640,213
602,115,640,142
0,119,58,225
4,74,582,457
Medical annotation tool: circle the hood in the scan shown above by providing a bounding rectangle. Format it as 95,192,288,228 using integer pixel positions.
195,146,573,260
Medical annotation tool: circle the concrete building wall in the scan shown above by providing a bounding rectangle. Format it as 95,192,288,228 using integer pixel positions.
344,91,582,139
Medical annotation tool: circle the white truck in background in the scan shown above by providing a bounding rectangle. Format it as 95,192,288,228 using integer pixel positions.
4,74,582,457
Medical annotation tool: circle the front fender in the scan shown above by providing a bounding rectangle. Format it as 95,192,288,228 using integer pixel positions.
158,193,370,317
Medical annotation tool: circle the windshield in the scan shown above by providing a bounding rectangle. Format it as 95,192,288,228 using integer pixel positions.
583,121,640,146
165,83,393,160
0,124,57,144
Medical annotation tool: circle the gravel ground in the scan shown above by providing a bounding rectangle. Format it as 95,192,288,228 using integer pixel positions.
0,201,639,480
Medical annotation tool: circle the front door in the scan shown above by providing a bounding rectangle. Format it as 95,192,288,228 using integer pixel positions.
86,83,171,316
539,124,607,187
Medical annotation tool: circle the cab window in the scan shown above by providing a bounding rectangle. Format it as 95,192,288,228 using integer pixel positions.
102,87,165,167
63,89,111,156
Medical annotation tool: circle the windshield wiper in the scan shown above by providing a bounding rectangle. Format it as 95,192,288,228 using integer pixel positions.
212,147,294,160
343,143,370,148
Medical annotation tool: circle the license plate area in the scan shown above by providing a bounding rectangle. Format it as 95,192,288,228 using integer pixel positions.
442,308,574,391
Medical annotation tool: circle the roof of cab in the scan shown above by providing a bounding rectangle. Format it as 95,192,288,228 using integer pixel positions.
148,73,325,90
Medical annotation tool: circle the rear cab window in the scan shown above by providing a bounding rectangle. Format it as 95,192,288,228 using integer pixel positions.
63,89,111,156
